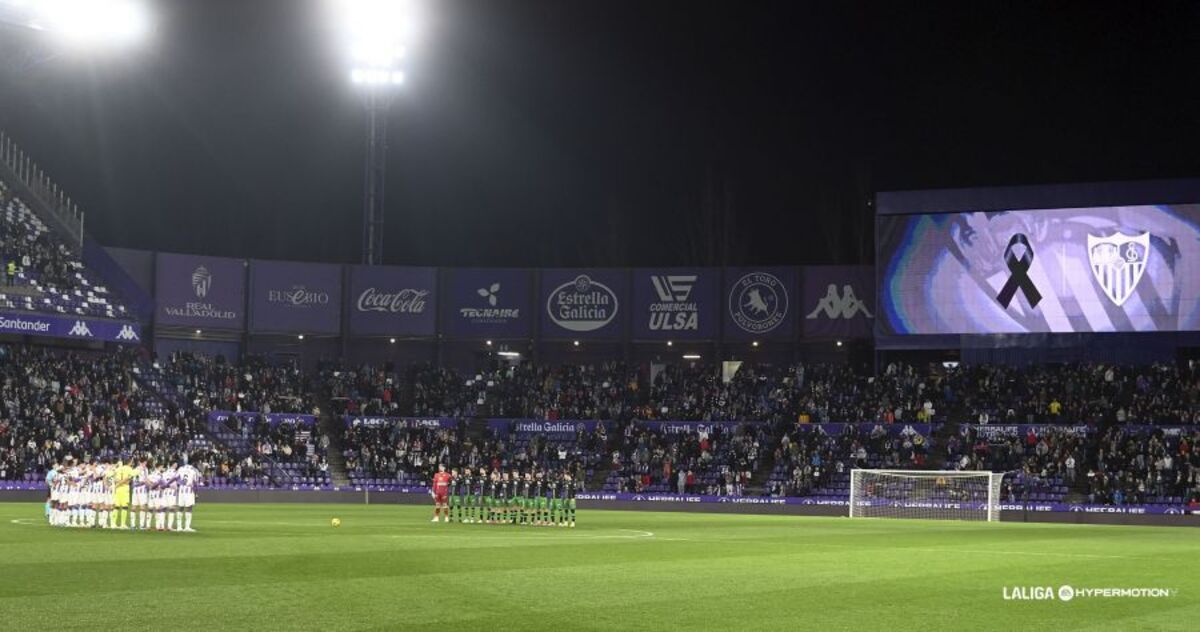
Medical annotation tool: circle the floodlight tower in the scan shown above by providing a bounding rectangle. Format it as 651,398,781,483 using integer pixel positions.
340,0,410,266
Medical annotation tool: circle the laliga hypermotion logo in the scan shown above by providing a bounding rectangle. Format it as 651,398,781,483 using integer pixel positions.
1087,232,1150,306
191,266,211,299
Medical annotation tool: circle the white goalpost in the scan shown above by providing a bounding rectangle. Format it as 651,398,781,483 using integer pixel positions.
848,469,1006,522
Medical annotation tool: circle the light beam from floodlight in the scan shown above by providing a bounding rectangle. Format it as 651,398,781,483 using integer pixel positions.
25,0,151,47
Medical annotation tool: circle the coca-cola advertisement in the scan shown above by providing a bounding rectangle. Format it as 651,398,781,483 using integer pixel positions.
348,265,436,336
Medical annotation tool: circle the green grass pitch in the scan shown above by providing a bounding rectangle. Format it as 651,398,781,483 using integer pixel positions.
1,503,1197,631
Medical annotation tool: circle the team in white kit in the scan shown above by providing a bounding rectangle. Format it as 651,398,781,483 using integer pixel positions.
46,456,202,532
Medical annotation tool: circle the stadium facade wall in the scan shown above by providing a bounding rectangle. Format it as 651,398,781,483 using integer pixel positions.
105,247,155,300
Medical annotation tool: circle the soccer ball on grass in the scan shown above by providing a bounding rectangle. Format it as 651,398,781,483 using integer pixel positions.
331,518,341,528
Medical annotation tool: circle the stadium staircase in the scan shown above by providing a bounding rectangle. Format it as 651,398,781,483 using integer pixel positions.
746,453,777,496
929,421,960,470
314,392,352,488
587,463,609,493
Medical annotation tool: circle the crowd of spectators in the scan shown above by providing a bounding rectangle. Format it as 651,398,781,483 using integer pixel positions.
1,181,73,289
0,345,242,483
1085,426,1199,505
155,352,318,415
4,342,1200,504
388,360,1200,428
407,362,640,420
0,180,128,319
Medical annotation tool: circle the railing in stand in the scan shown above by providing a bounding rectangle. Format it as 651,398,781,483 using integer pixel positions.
0,131,85,251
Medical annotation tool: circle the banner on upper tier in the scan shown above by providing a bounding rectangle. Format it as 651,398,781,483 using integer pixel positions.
791,422,934,436
442,268,532,338
641,420,766,434
208,411,317,427
539,269,627,339
962,424,1094,439
345,416,458,429
0,310,141,343
155,252,246,330
800,265,874,339
723,267,797,340
631,267,718,339
249,260,342,335
347,265,437,337
487,419,601,435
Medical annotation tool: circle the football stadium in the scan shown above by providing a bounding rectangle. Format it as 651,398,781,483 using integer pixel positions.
1,1,1199,630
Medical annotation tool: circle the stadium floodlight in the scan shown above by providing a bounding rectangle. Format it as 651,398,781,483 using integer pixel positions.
3,0,152,48
682,354,701,360
332,0,415,88
849,469,1006,522
330,0,420,266
497,351,520,358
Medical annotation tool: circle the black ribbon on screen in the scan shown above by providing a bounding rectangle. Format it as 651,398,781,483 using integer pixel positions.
996,233,1041,309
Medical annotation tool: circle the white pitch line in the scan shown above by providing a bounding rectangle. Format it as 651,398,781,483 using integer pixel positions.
805,541,1132,560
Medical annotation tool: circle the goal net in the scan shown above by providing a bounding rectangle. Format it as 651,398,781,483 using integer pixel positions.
848,469,1005,522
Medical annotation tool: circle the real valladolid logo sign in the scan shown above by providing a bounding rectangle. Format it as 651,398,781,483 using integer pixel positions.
546,275,618,332
356,287,428,314
460,282,520,324
729,271,787,334
163,265,237,321
648,275,699,332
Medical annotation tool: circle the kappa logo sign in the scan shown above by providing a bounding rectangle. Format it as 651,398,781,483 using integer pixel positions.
68,321,93,337
116,325,140,341
648,275,699,332
1088,232,1150,306
729,272,788,334
191,266,212,299
806,284,873,320
547,275,618,332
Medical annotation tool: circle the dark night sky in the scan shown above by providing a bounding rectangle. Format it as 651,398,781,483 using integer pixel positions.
1,0,1197,268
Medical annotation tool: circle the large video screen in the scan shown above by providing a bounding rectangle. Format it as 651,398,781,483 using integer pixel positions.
877,205,1200,334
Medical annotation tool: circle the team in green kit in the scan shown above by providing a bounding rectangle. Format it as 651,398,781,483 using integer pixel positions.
445,467,577,527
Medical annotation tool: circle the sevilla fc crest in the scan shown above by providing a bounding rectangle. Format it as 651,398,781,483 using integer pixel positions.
1087,232,1150,306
